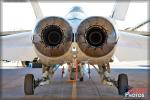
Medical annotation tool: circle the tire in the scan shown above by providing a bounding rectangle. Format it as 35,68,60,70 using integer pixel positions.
24,74,35,95
118,73,128,95
80,77,84,81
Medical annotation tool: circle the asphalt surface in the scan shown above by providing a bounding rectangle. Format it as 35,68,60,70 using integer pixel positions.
0,67,149,100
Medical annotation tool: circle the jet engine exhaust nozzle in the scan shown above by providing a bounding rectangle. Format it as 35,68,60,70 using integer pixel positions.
86,26,107,47
41,25,63,47
77,17,118,57
33,17,72,57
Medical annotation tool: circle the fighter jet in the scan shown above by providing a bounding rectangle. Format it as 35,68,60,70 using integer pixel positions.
1,1,138,96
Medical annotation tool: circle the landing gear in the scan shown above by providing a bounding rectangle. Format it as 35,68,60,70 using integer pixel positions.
70,72,84,81
24,64,59,95
94,63,129,95
69,63,84,81
40,65,51,86
24,74,35,95
118,73,128,95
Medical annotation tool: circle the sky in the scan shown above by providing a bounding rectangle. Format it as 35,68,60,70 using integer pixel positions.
1,1,149,32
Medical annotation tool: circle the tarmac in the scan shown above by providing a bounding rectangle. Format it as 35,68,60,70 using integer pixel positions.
0,64,149,100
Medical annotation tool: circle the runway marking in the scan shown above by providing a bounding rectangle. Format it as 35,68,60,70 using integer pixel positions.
71,81,77,100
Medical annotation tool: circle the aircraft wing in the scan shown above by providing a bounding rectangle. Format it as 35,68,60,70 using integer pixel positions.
115,31,149,62
1,32,37,61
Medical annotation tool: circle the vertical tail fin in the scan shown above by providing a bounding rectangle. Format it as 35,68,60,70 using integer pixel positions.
30,0,43,20
111,0,130,21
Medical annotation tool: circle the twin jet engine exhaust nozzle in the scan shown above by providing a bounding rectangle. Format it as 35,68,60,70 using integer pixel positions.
33,16,118,60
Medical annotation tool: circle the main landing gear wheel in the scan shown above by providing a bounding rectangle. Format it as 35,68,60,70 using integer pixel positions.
24,74,35,95
118,73,128,95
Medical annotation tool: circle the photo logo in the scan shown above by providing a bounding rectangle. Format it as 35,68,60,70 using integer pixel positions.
124,88,147,99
